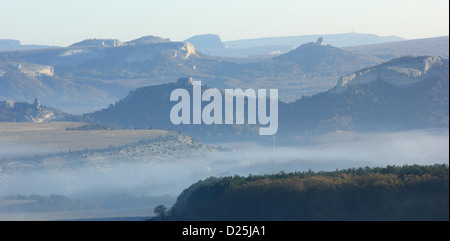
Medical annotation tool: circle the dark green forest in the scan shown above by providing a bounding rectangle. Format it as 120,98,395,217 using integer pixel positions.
155,164,449,221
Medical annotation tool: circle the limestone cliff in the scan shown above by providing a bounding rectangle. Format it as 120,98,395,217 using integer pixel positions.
332,56,448,94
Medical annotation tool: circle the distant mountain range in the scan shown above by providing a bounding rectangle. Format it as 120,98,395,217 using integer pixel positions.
1,55,448,143
186,33,405,57
83,56,449,142
1,33,401,55
0,36,383,113
185,34,448,61
344,36,449,60
0,39,201,113
0,34,448,115
225,33,404,49
0,39,57,52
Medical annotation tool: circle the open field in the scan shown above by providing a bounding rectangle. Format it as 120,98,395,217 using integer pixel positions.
0,207,155,221
0,122,168,156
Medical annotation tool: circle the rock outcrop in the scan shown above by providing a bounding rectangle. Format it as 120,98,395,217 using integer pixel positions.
185,34,226,52
0,100,68,122
332,56,448,94
316,37,324,46
0,62,54,78
18,63,54,77
179,42,197,59
70,39,122,47
125,35,171,45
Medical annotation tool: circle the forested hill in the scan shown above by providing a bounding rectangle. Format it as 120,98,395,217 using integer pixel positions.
157,164,449,221
86,56,449,142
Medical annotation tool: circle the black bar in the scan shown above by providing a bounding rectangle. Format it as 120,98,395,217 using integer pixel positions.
3,220,447,240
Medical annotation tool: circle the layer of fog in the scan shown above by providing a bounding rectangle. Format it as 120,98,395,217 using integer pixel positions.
0,144,56,158
0,128,448,213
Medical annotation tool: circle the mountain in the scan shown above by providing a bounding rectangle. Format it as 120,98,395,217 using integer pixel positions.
0,99,69,122
0,38,203,113
125,35,171,45
70,39,122,47
344,36,449,60
0,39,57,52
184,34,447,61
185,34,226,53
184,33,404,58
225,33,404,49
274,41,380,77
69,36,171,48
278,56,449,137
0,34,446,114
0,60,117,114
0,40,199,78
207,41,381,101
0,36,382,113
85,77,260,140
84,56,449,142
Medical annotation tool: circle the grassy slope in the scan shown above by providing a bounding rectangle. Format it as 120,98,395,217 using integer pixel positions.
0,122,167,153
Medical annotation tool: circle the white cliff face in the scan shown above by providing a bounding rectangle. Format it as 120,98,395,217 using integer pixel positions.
124,42,197,62
1,62,54,77
61,49,86,56
5,101,14,108
18,63,54,77
332,56,446,94
178,42,197,59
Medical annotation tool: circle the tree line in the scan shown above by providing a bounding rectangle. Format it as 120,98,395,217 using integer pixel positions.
151,164,449,221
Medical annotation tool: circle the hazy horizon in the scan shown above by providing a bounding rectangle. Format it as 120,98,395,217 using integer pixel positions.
1,0,448,47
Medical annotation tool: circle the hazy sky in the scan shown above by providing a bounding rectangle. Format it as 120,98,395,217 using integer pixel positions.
0,0,448,46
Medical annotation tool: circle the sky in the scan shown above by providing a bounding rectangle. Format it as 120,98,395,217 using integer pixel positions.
0,0,448,46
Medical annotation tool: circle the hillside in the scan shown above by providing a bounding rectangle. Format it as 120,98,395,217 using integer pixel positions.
160,164,449,221
0,122,167,154
0,60,123,113
0,121,217,175
278,56,449,138
274,41,379,77
185,34,226,53
0,38,203,113
85,77,261,141
84,56,449,142
204,40,382,101
0,35,447,113
344,36,449,60
0,99,70,122
0,36,381,112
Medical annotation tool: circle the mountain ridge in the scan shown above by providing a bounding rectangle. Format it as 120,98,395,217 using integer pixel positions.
344,36,449,60
184,33,405,57
1,34,448,114
0,39,58,52
0,38,382,113
83,56,449,142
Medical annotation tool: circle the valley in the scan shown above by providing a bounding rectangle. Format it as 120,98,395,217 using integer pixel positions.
0,31,448,221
